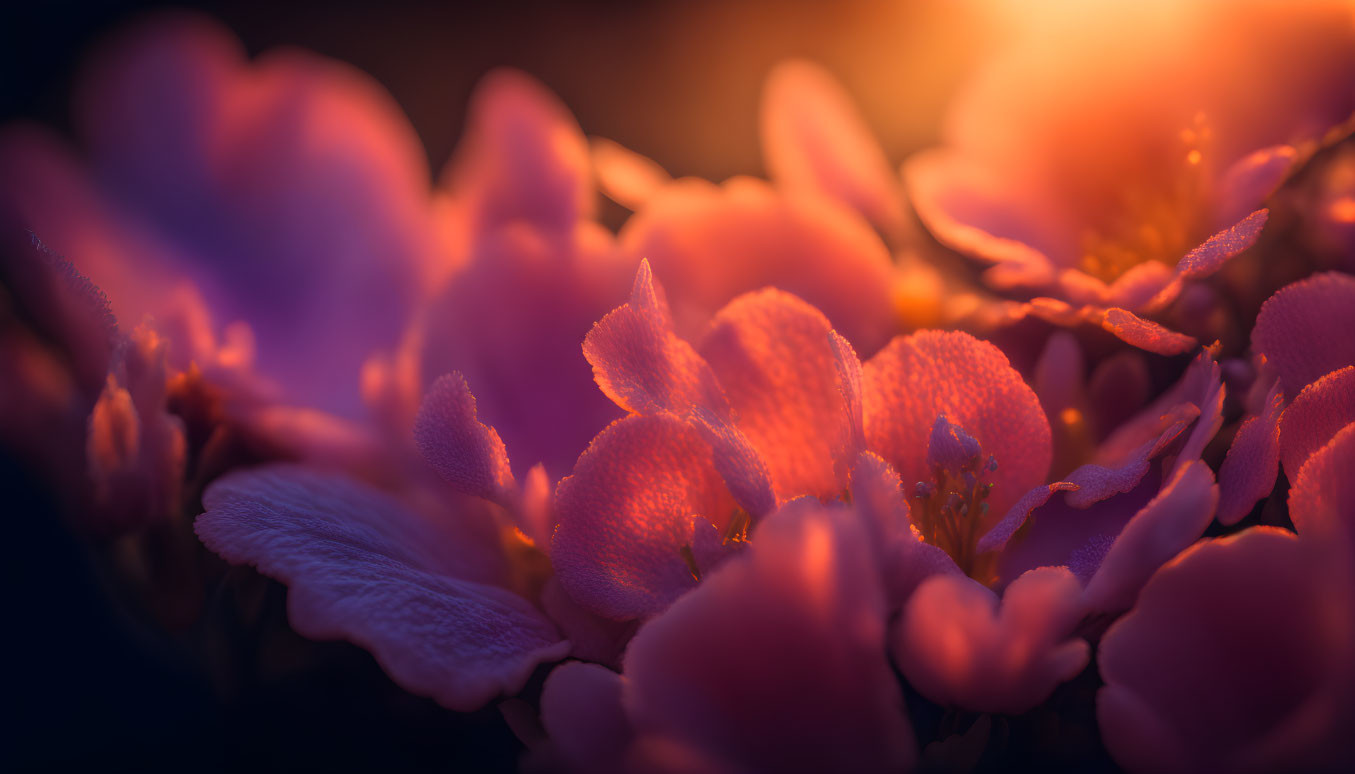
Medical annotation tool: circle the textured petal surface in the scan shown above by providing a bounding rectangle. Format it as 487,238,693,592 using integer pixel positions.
623,501,917,773
1278,365,1355,480
1084,461,1219,614
698,289,852,501
196,466,568,711
1252,272,1355,396
760,60,903,236
896,568,1089,714
413,373,514,504
1144,209,1269,312
1216,382,1283,525
863,330,1051,527
620,177,896,352
1289,422,1355,540
1099,528,1355,774
551,414,737,620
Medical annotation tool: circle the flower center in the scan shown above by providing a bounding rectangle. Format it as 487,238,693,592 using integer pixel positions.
1077,113,1213,283
911,415,999,581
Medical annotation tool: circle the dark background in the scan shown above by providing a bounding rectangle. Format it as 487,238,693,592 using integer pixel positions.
1,3,996,771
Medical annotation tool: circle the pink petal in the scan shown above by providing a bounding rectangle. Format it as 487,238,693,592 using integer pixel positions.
416,223,628,479
591,137,671,211
623,501,917,773
1216,382,1283,525
1143,209,1269,313
1100,307,1198,356
1289,421,1355,540
1213,146,1297,229
895,568,1089,714
760,60,904,236
688,406,777,519
1098,528,1355,774
1084,460,1219,614
698,289,854,501
1278,365,1355,481
1252,272,1355,396
413,373,515,504
442,68,593,233
196,466,568,711
551,414,738,620
829,329,866,457
583,260,728,418
620,177,896,352
977,482,1080,554
863,330,1052,528
539,579,636,669
1105,262,1175,310
540,662,633,774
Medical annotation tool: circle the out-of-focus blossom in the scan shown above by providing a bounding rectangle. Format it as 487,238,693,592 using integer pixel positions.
1217,272,1355,523
908,0,1355,354
0,14,438,417
1097,526,1355,773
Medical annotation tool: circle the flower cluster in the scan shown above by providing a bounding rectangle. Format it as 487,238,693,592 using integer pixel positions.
5,3,1355,771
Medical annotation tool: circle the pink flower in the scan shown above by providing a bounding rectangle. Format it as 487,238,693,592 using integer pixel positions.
907,0,1355,354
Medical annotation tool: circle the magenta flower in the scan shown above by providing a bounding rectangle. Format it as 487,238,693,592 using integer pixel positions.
907,0,1355,354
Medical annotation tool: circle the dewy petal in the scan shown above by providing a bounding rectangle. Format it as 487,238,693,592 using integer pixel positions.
620,177,896,352
540,662,633,774
442,68,593,233
196,466,569,712
829,329,866,457
759,59,904,236
551,414,737,620
1213,146,1297,230
895,568,1089,715
623,501,917,773
1099,308,1198,356
863,330,1052,527
698,289,853,501
1252,272,1355,396
925,414,983,474
1143,209,1269,313
688,406,777,520
414,373,515,505
1289,422,1355,540
1216,381,1283,525
1083,460,1219,614
1098,528,1355,774
1278,365,1355,481
583,260,728,418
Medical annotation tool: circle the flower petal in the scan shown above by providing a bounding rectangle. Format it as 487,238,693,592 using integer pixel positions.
1289,421,1355,541
540,662,633,774
1216,381,1283,525
196,466,568,711
1084,460,1219,614
1252,272,1355,396
591,137,671,211
1213,146,1296,229
760,60,903,236
413,372,515,504
1098,528,1355,774
620,177,896,352
863,330,1051,527
977,482,1080,555
1278,365,1355,481
895,568,1089,714
698,289,853,501
551,414,737,620
1143,209,1269,313
623,501,917,773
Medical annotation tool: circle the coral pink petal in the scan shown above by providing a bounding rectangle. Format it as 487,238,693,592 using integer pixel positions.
623,501,917,773
1216,382,1283,525
196,466,568,712
591,137,671,211
1084,460,1219,614
1145,209,1269,312
414,373,515,504
863,330,1052,527
1252,272,1355,395
551,414,737,620
698,289,853,501
1278,365,1355,481
1289,422,1355,540
895,568,1089,714
760,60,903,236
620,177,896,352
1098,528,1355,774
1100,308,1198,356
540,662,633,774
442,68,592,232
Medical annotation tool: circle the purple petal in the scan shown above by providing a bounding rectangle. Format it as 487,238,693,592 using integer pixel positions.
895,568,1089,714
1083,460,1219,614
1213,146,1296,229
977,482,1080,554
1278,365,1355,481
551,414,738,620
1289,422,1355,540
1252,272,1355,396
539,579,636,669
540,663,633,774
926,414,984,474
688,406,777,519
196,466,568,711
1216,382,1283,525
414,373,515,504
623,501,917,772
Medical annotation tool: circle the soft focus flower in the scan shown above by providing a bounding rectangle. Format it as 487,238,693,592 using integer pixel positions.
908,0,1355,353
